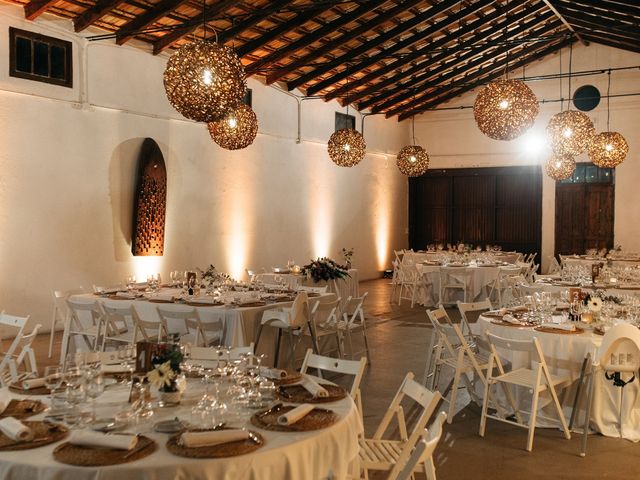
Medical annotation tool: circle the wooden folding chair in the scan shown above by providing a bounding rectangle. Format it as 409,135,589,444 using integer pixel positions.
48,287,84,358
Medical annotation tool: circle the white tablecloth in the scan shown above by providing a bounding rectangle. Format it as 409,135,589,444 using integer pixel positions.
0,376,362,479
472,315,640,441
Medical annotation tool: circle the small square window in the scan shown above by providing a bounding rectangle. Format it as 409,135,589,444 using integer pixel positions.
9,27,72,88
335,112,355,131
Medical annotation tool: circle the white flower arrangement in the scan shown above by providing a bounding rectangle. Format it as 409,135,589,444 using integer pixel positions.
587,297,603,313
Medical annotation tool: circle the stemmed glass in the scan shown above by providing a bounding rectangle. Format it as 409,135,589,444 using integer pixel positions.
64,364,86,429
85,374,105,422
44,366,63,410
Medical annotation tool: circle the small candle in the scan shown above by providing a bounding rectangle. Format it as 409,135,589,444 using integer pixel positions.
581,312,593,324
609,278,617,284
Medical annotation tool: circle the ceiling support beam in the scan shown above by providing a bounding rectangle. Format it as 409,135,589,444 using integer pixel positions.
24,0,58,20
115,0,190,45
541,0,588,46
74,0,128,32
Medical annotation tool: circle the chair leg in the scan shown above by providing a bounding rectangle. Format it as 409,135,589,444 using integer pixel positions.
361,327,372,365
274,328,282,368
570,357,589,431
288,330,296,369
479,380,491,437
527,389,541,452
48,307,58,359
448,367,463,424
581,368,595,457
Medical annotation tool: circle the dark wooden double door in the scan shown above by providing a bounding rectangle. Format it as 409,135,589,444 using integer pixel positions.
555,183,614,256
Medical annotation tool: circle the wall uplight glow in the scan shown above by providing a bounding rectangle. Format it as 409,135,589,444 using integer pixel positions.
133,255,163,281
373,155,391,271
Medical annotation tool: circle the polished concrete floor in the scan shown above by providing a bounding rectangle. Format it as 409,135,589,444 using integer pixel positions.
34,279,640,479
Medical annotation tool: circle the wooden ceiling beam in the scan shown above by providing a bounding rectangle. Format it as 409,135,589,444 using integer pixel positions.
370,17,558,113
554,1,639,29
554,0,640,18
152,0,243,54
355,7,547,110
265,0,424,85
320,0,497,100
24,0,58,20
236,2,336,58
287,1,455,95
394,37,573,120
74,0,128,32
581,33,640,55
561,15,640,43
245,0,386,75
540,0,588,46
115,0,191,45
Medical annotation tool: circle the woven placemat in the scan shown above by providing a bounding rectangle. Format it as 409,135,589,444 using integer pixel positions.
236,302,267,308
9,384,51,396
0,399,47,419
277,384,347,403
534,326,585,335
148,299,175,304
490,320,536,328
185,302,223,307
272,297,295,303
53,435,157,467
0,421,68,451
166,429,264,458
251,405,339,432
106,295,136,300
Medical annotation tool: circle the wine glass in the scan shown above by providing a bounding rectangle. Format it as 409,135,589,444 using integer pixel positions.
85,374,105,421
44,366,63,410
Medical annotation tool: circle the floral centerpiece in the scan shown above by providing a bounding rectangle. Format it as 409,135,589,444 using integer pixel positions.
147,342,185,404
302,257,350,283
201,264,233,286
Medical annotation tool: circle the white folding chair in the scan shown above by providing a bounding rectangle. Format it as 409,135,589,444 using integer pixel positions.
100,301,139,350
488,266,522,307
428,313,490,423
570,324,640,457
301,348,367,416
480,333,572,451
393,411,447,480
0,314,40,385
297,285,329,294
337,292,371,363
187,343,255,368
358,372,442,480
439,267,472,306
307,297,342,357
48,287,85,358
62,298,105,362
255,292,316,368
456,299,492,340
157,304,223,347
131,304,168,343
422,306,454,388
548,256,562,274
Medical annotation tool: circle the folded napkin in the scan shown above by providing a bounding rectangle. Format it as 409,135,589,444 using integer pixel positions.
540,322,576,331
150,294,175,302
497,308,508,316
502,314,521,325
188,297,220,305
236,298,259,305
102,288,121,294
0,400,7,415
22,377,46,390
180,429,250,448
69,430,138,450
509,305,528,313
277,404,315,426
0,417,34,441
301,377,329,398
262,367,287,379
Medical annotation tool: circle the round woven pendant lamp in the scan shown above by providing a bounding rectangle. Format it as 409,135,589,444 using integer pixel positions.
164,40,246,123
208,104,258,150
328,128,366,167
546,110,595,155
397,145,429,177
588,131,628,168
544,154,576,181
473,79,539,140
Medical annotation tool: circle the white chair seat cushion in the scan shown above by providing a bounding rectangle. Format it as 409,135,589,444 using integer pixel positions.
359,438,406,470
491,368,570,388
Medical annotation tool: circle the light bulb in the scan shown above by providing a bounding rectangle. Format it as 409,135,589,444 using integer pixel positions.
555,161,562,168
409,155,417,163
227,117,238,128
202,69,214,86
605,143,614,152
343,144,351,152
563,127,573,138
499,99,509,109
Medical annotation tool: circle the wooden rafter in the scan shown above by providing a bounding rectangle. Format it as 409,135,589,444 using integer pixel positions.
245,0,386,75
115,0,191,45
353,3,544,109
373,20,560,114
74,0,128,32
580,32,640,55
540,0,588,46
561,15,640,42
321,0,497,101
265,0,425,86
288,0,461,93
152,0,243,54
24,0,58,20
395,38,574,120
555,0,639,27
553,0,640,18
235,2,341,58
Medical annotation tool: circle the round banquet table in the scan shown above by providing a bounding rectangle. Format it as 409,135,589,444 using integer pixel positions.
472,315,640,441
0,376,362,480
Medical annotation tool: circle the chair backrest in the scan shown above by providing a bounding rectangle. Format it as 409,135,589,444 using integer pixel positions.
289,291,310,328
11,323,42,378
427,305,453,326
101,300,135,336
157,304,198,336
391,411,447,480
300,348,367,397
66,298,104,331
487,332,537,356
297,285,329,294
342,292,368,325
456,299,492,333
598,324,640,373
548,256,562,274
131,304,167,342
52,287,85,321
427,310,461,355
311,298,340,325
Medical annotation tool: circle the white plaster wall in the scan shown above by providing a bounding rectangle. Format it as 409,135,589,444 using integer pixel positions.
0,6,410,328
414,42,640,273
